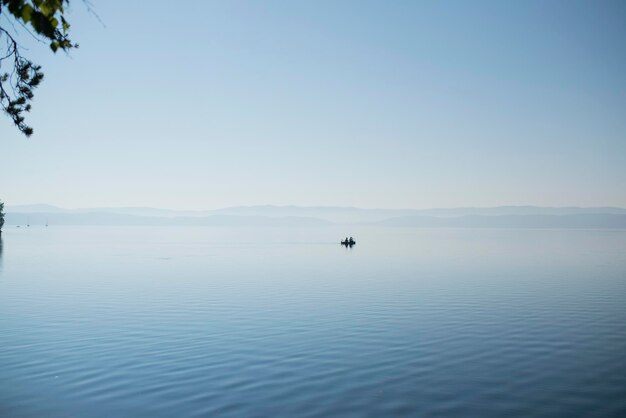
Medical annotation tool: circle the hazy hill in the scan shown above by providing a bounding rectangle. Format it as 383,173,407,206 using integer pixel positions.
5,205,626,228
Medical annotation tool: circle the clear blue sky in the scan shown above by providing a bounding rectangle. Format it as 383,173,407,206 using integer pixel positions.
1,0,625,209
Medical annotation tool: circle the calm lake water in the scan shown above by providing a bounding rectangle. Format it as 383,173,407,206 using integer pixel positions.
0,226,625,417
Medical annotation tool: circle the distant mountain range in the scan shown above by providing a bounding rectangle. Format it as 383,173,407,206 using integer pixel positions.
5,204,626,228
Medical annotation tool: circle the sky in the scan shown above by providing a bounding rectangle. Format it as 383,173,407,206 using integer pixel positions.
1,0,625,210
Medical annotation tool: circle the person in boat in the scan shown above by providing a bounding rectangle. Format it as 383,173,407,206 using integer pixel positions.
349,237,355,245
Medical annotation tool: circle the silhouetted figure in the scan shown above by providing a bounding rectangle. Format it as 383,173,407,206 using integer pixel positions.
341,237,356,247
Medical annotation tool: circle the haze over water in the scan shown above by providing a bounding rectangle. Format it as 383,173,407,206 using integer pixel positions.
1,226,625,417
1,1,625,417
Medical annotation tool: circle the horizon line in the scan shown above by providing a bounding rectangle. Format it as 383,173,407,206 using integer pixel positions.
5,203,626,212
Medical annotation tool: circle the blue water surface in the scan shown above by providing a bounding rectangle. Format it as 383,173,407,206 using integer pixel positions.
0,226,625,417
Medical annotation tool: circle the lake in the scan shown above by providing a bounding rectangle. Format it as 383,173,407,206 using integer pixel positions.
0,226,625,417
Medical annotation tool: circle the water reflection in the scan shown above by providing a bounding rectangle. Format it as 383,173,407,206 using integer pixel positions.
1,227,625,418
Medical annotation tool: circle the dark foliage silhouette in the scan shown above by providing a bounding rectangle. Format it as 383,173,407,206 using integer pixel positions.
0,199,4,231
0,0,78,136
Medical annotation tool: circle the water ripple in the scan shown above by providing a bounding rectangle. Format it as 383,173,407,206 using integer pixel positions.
1,227,625,417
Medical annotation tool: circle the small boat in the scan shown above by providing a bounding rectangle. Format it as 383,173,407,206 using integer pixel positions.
341,239,356,246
